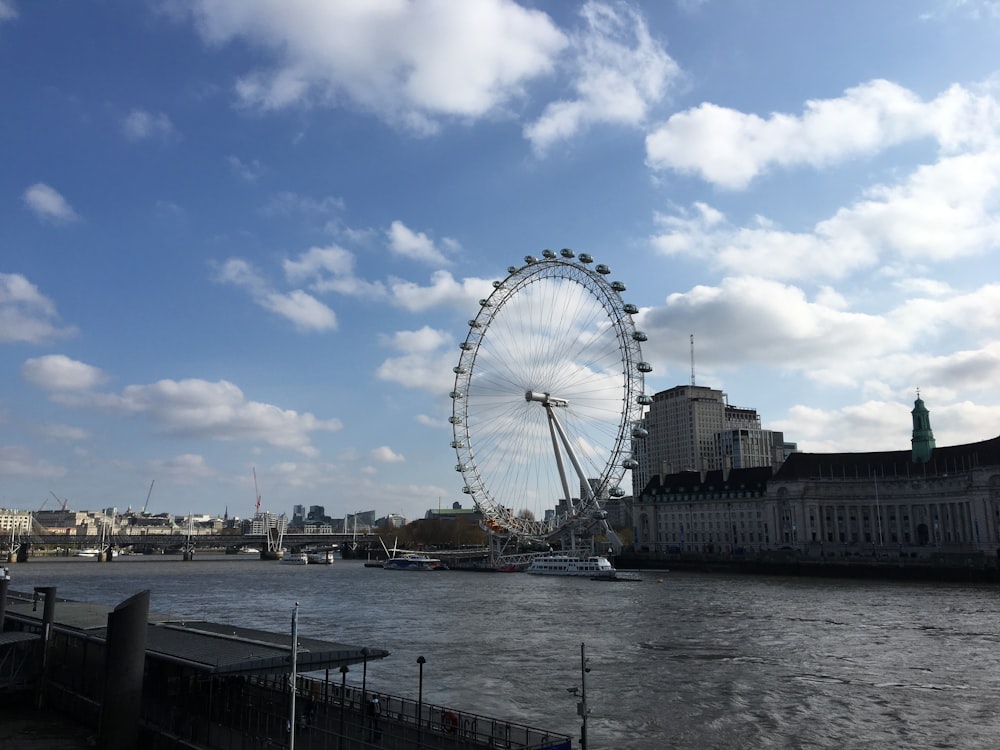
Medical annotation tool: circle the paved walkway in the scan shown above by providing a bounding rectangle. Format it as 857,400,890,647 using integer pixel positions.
0,702,93,749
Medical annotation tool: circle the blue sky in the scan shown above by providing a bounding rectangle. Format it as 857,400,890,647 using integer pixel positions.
3,0,1000,522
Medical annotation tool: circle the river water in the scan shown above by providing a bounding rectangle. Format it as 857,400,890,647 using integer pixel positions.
7,555,1000,749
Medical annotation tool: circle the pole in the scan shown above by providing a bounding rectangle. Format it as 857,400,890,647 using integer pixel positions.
361,647,369,707
417,655,426,746
580,642,587,749
338,665,348,750
290,602,299,750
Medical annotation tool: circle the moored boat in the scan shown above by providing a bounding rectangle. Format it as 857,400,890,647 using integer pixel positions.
280,552,309,565
525,554,616,578
382,554,447,571
306,550,335,565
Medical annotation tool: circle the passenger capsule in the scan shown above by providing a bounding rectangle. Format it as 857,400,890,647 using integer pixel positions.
508,266,518,274
609,487,626,498
449,416,463,425
595,264,611,275
560,248,575,258
453,366,466,374
623,303,639,314
462,486,473,494
637,394,653,405
623,458,639,470
468,320,481,328
578,253,593,263
632,426,648,438
493,280,505,288
524,255,537,264
449,391,464,399
632,331,648,342
611,280,626,292
542,249,556,259
450,440,464,448
455,464,466,472
479,298,492,307
460,342,474,351
637,361,653,373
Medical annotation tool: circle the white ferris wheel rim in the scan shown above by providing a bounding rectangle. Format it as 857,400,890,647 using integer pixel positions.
450,251,648,539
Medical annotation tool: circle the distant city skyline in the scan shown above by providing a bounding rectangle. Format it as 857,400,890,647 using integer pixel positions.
3,2,1000,520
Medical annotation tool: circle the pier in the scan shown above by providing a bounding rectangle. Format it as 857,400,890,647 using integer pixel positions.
0,581,569,750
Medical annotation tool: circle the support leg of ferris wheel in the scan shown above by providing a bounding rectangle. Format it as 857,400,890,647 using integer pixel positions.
545,404,575,512
528,390,622,555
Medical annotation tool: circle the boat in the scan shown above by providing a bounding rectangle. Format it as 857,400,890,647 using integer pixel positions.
306,550,335,565
75,548,102,558
280,553,309,565
382,554,448,571
525,554,616,578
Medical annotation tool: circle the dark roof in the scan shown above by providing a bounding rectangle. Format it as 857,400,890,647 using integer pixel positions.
774,434,1000,481
642,466,773,495
3,594,388,677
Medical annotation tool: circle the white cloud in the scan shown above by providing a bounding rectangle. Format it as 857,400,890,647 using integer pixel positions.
376,326,455,394
262,289,338,332
640,277,1000,398
58,377,341,456
381,326,451,354
22,354,107,391
645,79,1000,189
181,0,566,131
387,221,450,265
0,0,17,22
0,446,65,479
23,183,79,223
0,273,76,344
35,422,91,442
283,245,388,300
216,258,338,331
388,270,493,312
371,445,405,463
261,191,344,217
149,453,217,481
525,1,680,154
122,109,178,141
228,155,264,181
652,148,1000,281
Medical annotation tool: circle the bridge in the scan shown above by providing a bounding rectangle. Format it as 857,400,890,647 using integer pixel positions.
2,531,386,561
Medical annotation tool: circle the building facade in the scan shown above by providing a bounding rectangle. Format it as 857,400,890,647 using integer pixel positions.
632,397,1000,563
632,385,783,495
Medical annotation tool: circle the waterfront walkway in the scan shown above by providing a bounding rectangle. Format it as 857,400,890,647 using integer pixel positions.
0,700,92,750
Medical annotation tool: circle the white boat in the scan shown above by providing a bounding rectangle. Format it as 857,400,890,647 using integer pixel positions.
280,553,309,565
75,547,118,558
306,550,335,565
382,553,447,571
525,554,616,578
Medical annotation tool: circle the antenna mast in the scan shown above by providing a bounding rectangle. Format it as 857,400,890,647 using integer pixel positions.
690,334,696,386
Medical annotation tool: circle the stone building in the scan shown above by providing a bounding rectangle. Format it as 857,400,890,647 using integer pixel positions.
632,395,1000,562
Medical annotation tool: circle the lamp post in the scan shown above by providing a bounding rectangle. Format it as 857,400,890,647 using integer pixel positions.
338,665,349,750
567,642,590,749
416,655,426,746
361,647,369,708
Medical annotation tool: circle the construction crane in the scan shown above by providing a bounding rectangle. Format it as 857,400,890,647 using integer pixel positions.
38,491,69,512
142,480,155,514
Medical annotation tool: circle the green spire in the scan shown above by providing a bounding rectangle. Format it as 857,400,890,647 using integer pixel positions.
911,389,935,464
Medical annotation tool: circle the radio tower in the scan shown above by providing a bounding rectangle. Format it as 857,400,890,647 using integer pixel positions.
690,334,696,386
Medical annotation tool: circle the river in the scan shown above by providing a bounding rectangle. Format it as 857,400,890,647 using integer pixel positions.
6,555,1000,749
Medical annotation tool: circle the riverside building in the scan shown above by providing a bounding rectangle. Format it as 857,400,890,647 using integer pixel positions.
632,395,1000,565
631,384,789,496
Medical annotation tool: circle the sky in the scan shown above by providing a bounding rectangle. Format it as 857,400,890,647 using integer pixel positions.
2,0,1000,523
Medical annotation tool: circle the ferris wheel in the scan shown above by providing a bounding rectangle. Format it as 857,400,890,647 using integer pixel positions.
449,249,651,547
